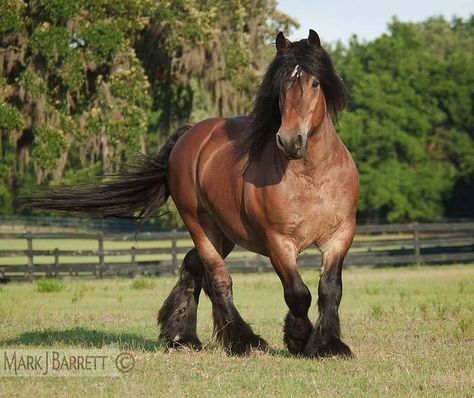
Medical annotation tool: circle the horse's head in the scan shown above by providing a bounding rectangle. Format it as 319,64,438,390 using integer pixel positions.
274,30,347,159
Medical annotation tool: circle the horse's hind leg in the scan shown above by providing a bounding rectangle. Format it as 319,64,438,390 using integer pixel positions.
192,218,268,355
303,242,353,358
157,248,204,350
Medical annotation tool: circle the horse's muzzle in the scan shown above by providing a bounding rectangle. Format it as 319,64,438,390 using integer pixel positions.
276,132,307,159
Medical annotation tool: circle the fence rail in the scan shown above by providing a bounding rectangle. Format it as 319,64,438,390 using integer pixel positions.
0,221,473,281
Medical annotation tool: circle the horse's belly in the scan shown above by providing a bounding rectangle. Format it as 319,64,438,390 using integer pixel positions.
217,222,268,256
201,189,268,256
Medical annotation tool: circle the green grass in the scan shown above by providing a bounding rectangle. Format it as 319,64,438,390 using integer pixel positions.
0,265,473,396
131,277,155,290
36,278,65,293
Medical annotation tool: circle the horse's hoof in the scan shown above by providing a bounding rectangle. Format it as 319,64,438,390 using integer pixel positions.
303,338,353,358
283,313,313,355
167,336,203,352
227,336,269,356
250,338,269,354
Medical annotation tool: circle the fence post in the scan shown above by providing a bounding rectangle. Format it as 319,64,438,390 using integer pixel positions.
413,222,421,264
255,253,263,273
98,233,104,277
26,232,33,281
54,248,59,277
171,229,178,272
131,246,136,266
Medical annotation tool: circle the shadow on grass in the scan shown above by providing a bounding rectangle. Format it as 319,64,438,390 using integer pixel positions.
1,328,302,358
0,327,167,352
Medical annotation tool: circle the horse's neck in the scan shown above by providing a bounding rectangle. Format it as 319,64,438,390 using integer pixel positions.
302,115,339,168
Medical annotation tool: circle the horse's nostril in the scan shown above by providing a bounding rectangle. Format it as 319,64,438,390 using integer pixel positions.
296,134,304,149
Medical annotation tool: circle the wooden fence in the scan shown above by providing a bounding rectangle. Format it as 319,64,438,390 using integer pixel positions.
0,221,473,281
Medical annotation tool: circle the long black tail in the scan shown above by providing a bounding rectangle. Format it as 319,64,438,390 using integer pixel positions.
27,124,192,219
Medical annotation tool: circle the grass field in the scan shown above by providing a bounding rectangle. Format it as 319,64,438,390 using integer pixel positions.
0,265,473,397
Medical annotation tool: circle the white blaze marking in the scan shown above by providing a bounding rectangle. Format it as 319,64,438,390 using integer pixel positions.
291,64,300,78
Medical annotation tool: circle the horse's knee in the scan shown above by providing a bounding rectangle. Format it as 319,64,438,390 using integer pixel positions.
201,263,233,302
284,278,311,318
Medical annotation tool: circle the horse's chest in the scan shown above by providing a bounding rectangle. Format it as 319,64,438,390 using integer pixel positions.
247,175,349,251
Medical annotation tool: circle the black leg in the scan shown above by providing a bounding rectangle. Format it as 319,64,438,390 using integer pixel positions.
202,267,268,355
175,218,267,355
282,275,313,355
303,253,352,358
267,241,313,355
157,249,203,350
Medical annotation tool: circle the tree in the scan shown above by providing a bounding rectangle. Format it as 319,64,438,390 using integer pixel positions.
134,0,297,138
0,0,297,222
333,16,474,221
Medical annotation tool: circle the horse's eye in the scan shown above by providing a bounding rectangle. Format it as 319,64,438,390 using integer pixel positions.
312,80,320,88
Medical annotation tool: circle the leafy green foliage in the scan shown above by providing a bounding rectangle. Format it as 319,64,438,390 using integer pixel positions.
1,0,156,187
0,0,295,227
0,163,14,215
31,125,66,170
0,0,26,35
336,16,474,221
0,98,23,132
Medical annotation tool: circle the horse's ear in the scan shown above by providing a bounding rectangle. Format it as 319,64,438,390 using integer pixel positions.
308,29,321,47
276,31,290,54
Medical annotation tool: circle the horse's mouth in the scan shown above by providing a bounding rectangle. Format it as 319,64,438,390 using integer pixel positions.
282,149,305,160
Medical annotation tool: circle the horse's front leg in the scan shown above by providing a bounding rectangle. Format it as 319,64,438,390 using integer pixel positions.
268,239,313,355
303,245,352,358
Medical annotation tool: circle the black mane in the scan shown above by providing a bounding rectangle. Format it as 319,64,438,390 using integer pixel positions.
241,39,348,158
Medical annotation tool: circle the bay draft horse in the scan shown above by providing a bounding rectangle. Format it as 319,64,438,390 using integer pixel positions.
30,30,359,358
